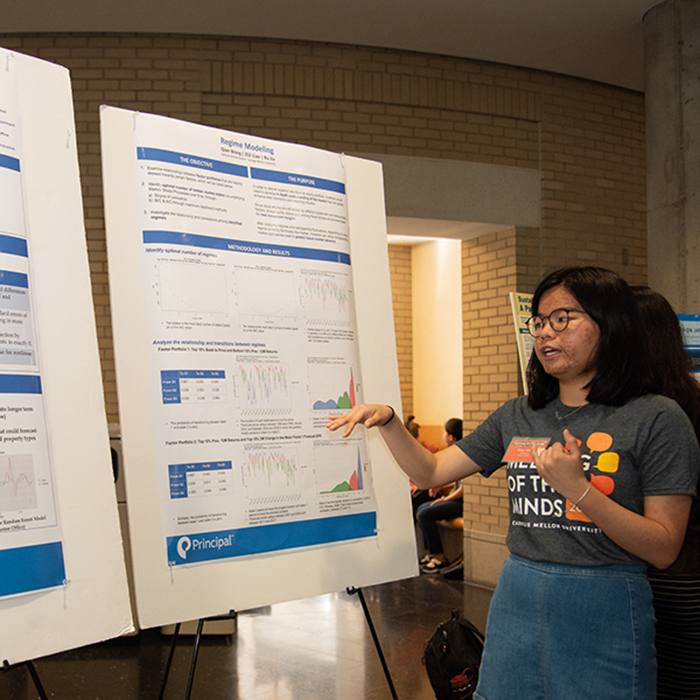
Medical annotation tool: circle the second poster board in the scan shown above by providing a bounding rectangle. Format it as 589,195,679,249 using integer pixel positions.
0,50,133,665
101,107,418,629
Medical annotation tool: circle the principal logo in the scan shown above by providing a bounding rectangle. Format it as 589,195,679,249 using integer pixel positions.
177,536,192,560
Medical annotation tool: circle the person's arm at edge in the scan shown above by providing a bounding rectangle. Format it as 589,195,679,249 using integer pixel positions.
326,404,481,488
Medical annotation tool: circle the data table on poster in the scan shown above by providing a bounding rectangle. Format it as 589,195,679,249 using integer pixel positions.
161,370,226,405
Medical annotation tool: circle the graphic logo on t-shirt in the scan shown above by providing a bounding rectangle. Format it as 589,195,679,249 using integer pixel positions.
566,431,617,522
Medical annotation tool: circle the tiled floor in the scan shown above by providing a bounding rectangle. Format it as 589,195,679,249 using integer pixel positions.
0,575,492,700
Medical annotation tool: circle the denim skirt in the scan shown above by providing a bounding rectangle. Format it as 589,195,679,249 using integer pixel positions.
474,555,656,700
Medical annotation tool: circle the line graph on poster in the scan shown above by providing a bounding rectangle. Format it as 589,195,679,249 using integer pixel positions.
156,259,229,315
298,271,353,324
0,453,38,512
234,266,297,318
234,361,292,411
242,445,303,501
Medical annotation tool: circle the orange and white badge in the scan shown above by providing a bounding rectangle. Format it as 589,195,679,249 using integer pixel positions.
503,437,551,463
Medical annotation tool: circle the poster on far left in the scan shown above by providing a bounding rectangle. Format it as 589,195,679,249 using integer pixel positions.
0,53,65,599
0,48,132,667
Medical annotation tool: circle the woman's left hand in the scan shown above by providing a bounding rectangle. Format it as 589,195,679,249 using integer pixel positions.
531,428,589,503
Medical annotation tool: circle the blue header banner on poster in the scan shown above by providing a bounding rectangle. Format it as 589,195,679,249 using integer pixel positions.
0,235,29,258
137,147,248,178
0,153,20,172
0,270,29,289
0,375,42,394
143,230,351,265
250,167,345,194
166,511,377,565
0,542,66,598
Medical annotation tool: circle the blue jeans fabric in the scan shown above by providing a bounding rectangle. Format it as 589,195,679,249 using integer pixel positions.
415,498,463,554
474,555,656,700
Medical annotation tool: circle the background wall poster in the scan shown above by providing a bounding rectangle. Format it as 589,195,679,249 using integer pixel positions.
679,313,700,382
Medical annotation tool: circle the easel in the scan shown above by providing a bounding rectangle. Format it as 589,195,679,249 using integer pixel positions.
158,612,237,700
347,586,399,700
157,586,399,700
2,659,49,700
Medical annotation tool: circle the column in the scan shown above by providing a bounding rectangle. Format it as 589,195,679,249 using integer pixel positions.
644,0,700,312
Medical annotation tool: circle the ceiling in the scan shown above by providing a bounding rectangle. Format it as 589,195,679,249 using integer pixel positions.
3,0,658,91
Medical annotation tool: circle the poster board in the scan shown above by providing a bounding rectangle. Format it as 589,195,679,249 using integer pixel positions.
100,107,418,629
510,292,533,391
0,50,133,664
679,313,700,382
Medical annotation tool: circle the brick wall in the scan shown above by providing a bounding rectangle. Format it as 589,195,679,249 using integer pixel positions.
460,229,519,535
387,245,413,417
0,33,648,540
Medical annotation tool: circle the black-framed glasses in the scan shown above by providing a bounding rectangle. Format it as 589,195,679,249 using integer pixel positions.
525,308,587,337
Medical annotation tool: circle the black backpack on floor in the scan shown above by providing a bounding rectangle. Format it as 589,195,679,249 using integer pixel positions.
423,610,485,700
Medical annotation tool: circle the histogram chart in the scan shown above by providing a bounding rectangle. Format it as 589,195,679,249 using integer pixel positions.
299,272,352,323
235,266,297,318
235,362,291,412
311,365,356,410
242,447,301,502
157,260,229,315
0,454,38,512
315,441,367,495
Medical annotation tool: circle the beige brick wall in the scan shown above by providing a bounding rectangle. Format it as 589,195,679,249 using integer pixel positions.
0,35,648,542
461,229,519,536
388,245,413,418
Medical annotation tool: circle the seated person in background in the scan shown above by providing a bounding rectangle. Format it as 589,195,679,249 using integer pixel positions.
415,418,464,572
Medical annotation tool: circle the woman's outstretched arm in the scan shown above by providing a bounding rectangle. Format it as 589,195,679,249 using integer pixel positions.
326,404,481,488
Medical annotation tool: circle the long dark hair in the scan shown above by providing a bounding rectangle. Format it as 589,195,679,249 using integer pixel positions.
632,286,700,439
527,267,656,409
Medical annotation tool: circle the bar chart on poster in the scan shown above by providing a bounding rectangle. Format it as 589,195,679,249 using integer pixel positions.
102,107,418,628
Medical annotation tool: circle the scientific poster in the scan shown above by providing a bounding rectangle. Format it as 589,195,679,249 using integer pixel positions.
0,54,65,598
510,292,533,391
679,313,700,382
129,114,377,567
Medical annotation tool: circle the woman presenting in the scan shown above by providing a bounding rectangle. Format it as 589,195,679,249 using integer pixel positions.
327,266,700,700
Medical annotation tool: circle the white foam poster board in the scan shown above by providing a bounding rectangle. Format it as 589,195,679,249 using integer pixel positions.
101,107,418,629
0,50,133,664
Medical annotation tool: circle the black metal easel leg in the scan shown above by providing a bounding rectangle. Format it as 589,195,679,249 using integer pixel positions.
2,659,48,700
157,612,236,700
158,621,182,700
25,661,49,700
184,619,205,700
347,587,399,700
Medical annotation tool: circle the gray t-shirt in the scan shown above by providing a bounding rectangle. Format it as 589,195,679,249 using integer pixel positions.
456,394,700,567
